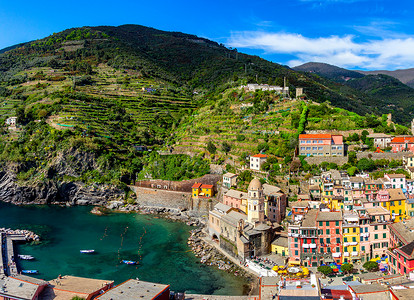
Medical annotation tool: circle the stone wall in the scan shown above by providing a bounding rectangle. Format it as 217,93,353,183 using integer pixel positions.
305,129,374,137
129,186,217,216
356,152,406,160
134,174,221,193
305,156,349,166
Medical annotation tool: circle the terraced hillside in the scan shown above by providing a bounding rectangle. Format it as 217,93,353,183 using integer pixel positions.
172,87,383,165
2,65,195,145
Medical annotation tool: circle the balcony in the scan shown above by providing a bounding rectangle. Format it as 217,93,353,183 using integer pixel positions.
351,251,359,257
343,252,349,257
332,253,342,258
309,244,317,248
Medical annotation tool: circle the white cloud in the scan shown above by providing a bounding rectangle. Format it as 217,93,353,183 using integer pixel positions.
227,31,414,70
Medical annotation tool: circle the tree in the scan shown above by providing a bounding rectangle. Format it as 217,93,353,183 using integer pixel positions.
357,158,375,171
317,265,333,276
340,263,354,274
221,142,231,154
257,142,269,153
348,151,357,165
238,170,253,184
206,141,216,154
347,166,358,176
363,261,379,272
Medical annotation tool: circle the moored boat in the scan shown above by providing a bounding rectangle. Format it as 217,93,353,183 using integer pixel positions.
80,250,95,254
122,260,137,265
22,270,38,274
18,255,35,260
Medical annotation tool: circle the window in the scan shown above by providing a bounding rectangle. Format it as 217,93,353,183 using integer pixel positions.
383,233,387,238
326,229,330,234
375,234,378,239
320,238,324,244
319,221,323,227
374,225,378,230
335,221,339,226
327,238,331,244
336,247,339,252
318,147,323,150
353,247,356,251
383,225,387,230
344,237,348,242
336,238,340,243
352,237,356,242
326,221,329,226
362,246,365,251
336,229,339,234
295,250,298,255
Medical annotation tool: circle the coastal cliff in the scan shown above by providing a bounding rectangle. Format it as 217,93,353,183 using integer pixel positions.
0,148,125,205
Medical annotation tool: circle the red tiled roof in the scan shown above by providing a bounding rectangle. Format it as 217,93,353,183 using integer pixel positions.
201,184,213,189
192,182,202,189
391,136,414,144
298,134,333,139
252,154,268,158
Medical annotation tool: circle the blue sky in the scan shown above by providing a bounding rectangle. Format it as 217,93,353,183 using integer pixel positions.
1,0,414,70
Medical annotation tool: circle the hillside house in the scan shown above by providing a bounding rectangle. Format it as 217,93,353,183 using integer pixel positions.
367,133,392,149
298,134,344,157
222,172,237,188
250,154,268,171
391,136,414,153
5,116,17,126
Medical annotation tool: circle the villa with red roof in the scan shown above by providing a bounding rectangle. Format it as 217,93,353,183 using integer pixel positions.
298,134,344,157
390,136,414,153
250,154,268,171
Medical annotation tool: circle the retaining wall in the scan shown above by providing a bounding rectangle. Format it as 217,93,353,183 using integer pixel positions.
129,186,217,216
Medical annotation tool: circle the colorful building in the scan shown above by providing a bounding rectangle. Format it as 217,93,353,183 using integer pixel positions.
222,172,237,189
191,182,214,199
298,134,344,157
316,211,343,264
342,213,360,263
390,136,414,153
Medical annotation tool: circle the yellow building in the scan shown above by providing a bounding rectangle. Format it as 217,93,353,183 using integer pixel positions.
327,196,344,211
381,189,406,222
192,182,214,199
406,198,414,218
343,215,360,263
271,236,288,256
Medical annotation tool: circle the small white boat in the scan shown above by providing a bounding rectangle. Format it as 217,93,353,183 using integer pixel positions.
80,250,95,254
22,270,38,274
18,255,35,260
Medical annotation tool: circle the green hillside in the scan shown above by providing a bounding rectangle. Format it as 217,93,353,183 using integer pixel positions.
0,24,411,188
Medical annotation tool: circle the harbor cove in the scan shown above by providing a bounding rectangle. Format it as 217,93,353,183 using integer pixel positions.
0,202,248,295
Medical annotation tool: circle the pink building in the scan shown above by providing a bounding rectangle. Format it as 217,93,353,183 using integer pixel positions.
222,189,248,210
316,211,343,264
367,207,391,259
298,134,344,157
390,136,414,153
385,174,406,190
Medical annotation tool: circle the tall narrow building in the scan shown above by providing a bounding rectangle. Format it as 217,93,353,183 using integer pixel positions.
247,178,265,224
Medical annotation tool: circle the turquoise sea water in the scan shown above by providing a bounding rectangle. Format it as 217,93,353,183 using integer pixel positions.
0,202,248,295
